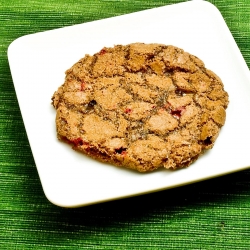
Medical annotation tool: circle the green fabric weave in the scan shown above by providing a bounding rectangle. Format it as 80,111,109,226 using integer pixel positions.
1,0,250,249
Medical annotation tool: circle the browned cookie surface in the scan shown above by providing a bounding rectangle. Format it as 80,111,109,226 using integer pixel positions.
52,43,229,172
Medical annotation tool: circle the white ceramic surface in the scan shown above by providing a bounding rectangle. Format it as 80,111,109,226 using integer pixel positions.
8,0,250,207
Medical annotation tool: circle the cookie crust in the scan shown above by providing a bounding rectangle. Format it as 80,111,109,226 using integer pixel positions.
52,43,229,172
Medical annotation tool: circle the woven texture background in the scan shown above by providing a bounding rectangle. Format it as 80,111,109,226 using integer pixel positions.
1,0,250,249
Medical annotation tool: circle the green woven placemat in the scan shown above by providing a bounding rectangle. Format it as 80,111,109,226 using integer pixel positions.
1,0,250,249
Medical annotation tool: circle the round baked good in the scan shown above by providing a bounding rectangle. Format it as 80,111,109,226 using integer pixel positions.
52,43,229,172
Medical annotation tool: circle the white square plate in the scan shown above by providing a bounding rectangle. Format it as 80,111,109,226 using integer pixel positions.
8,0,250,207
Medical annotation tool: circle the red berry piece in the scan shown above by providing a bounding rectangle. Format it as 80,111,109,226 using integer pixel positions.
170,106,186,119
99,48,107,55
71,138,83,146
80,81,86,91
125,108,132,114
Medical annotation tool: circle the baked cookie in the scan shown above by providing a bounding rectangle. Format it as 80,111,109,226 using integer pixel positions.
52,43,229,172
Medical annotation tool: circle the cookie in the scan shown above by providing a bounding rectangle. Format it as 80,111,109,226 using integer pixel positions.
52,43,229,172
